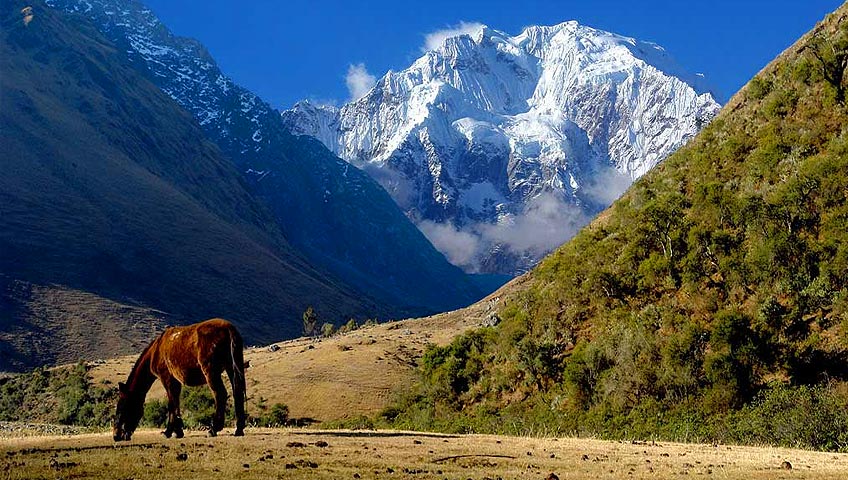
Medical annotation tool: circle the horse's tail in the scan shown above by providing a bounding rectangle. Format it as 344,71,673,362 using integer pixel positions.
229,330,247,402
228,326,247,435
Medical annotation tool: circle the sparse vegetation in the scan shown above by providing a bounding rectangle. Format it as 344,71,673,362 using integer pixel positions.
0,363,115,428
302,306,319,337
6,428,848,480
320,322,337,338
803,20,848,104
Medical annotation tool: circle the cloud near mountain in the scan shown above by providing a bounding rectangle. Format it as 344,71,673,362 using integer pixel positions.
345,62,377,100
285,20,720,274
422,21,484,51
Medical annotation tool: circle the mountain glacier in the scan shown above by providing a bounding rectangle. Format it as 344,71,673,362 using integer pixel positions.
283,22,721,274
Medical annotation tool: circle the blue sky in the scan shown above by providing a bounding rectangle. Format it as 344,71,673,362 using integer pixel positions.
144,0,843,109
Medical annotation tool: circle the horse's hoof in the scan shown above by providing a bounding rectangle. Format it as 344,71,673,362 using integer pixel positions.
208,430,217,438
163,430,172,439
234,429,244,437
175,430,184,439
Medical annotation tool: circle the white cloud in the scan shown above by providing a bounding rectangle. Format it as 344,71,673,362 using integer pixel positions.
416,193,591,272
422,21,484,52
345,63,377,101
477,192,589,258
418,220,482,270
580,167,633,206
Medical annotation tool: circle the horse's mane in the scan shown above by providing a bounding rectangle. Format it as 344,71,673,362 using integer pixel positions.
125,331,164,389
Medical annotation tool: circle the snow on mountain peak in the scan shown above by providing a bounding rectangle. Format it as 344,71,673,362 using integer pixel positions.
289,20,722,275
422,21,488,52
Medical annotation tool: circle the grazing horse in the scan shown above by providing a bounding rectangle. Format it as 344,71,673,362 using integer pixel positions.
112,318,247,441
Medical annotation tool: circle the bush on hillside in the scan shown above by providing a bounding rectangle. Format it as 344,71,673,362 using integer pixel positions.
0,363,116,427
382,6,848,452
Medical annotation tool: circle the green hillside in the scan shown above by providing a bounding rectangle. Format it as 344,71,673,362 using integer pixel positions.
388,4,848,449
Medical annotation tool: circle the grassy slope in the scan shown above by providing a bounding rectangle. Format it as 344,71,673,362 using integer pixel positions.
0,281,505,428
0,279,170,370
81,290,502,423
382,3,848,447
0,1,373,370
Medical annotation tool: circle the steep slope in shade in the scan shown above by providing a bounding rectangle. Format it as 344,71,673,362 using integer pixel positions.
44,0,485,314
387,4,848,443
0,0,373,371
0,276,171,370
285,22,720,275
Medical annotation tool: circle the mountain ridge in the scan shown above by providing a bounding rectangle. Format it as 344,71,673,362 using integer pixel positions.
0,0,377,370
284,20,720,274
45,0,487,314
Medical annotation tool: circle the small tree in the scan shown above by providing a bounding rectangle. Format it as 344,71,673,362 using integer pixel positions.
320,322,337,337
804,24,848,104
338,318,358,334
267,403,289,427
302,306,318,337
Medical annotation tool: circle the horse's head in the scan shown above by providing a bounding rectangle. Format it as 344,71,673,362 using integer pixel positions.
113,382,143,442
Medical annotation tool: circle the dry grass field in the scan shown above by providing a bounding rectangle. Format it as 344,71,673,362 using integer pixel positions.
3,427,848,480
86,286,513,423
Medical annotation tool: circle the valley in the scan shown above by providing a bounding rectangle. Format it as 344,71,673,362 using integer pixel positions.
2,0,848,477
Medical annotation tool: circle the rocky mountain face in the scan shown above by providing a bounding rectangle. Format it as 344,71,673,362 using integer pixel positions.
44,0,486,314
284,22,721,274
0,0,375,370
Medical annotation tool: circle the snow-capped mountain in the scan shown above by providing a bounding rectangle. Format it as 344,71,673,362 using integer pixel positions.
284,22,721,274
45,0,281,165
44,0,487,315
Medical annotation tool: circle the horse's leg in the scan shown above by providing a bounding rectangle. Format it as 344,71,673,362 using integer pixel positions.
204,370,227,437
163,378,184,439
226,367,246,436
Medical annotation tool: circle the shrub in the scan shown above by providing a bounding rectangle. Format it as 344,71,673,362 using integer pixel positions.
0,363,116,428
266,403,289,426
338,318,359,334
180,387,216,429
320,322,337,337
142,399,168,427
747,76,773,100
731,383,848,450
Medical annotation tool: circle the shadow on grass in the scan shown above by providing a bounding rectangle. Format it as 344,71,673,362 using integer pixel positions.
4,427,461,456
13,441,172,455
286,430,459,439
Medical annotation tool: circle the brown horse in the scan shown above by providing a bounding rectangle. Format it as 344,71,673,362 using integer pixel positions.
112,318,247,441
